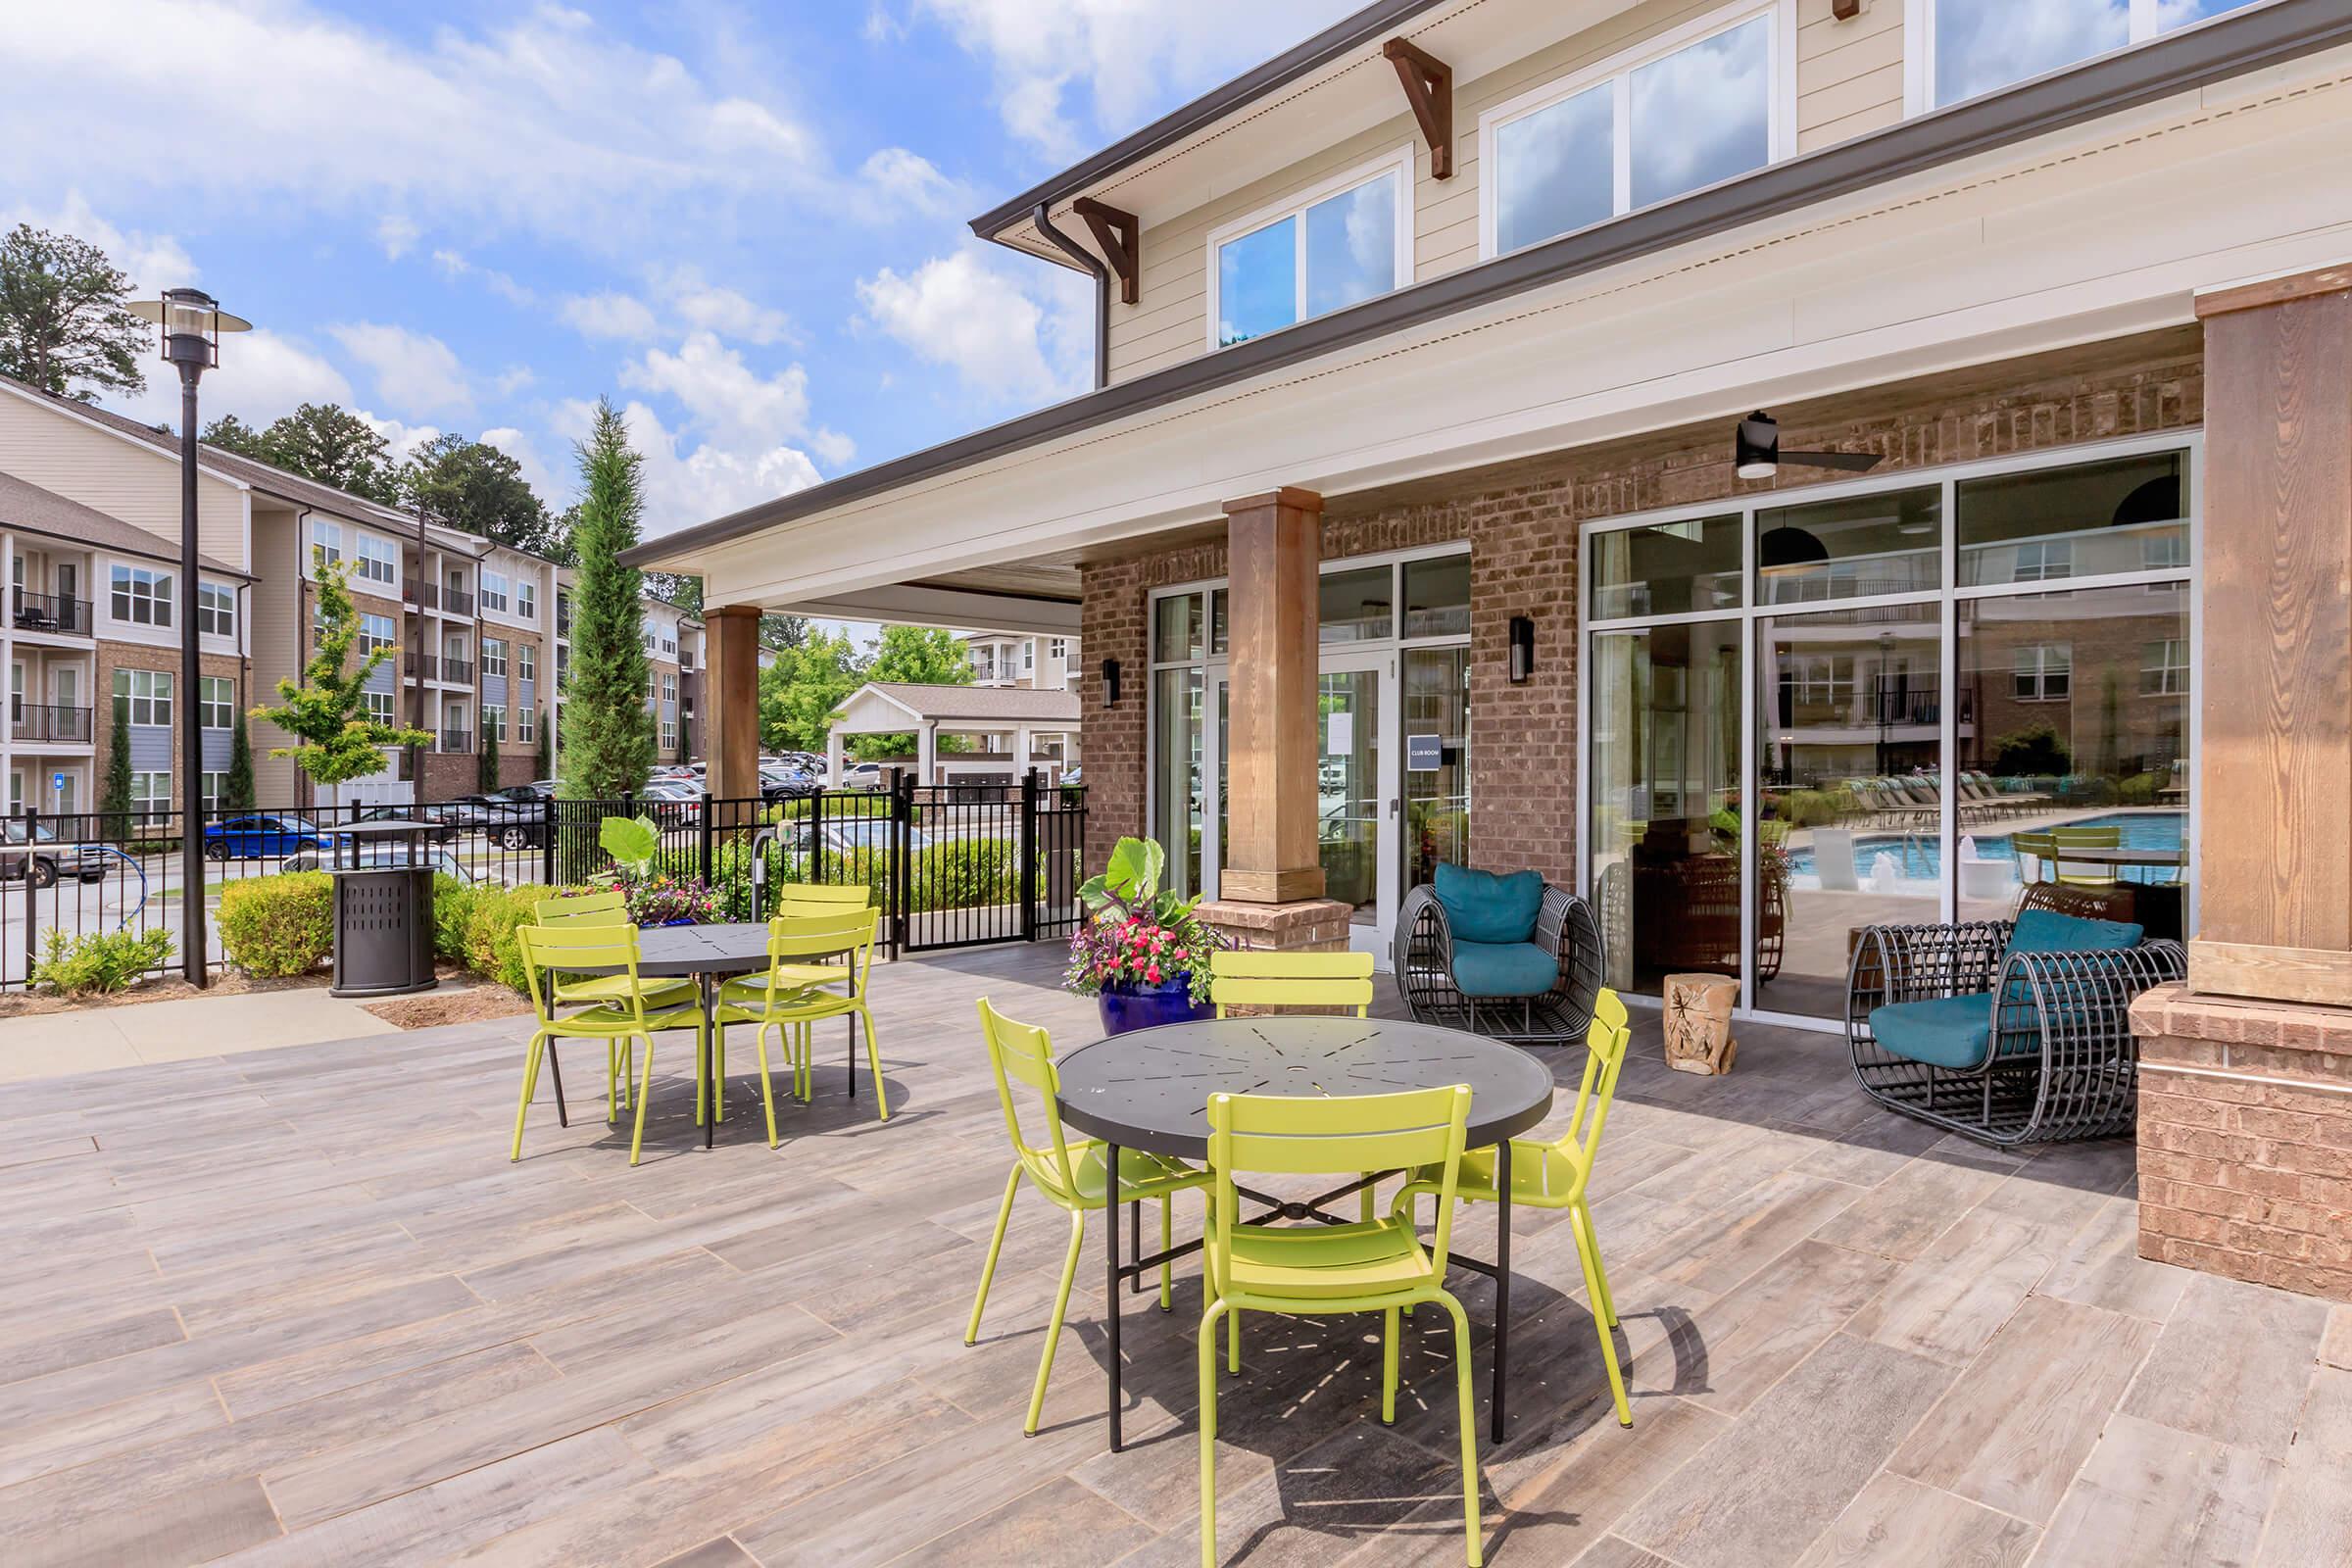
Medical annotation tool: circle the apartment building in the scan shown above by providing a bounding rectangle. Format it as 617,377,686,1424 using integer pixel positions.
960,628,1080,774
0,370,696,811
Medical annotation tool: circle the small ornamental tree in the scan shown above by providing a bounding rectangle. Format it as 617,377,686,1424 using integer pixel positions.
558,398,656,801
478,719,501,792
251,557,430,806
222,707,257,812
100,702,132,843
535,718,551,781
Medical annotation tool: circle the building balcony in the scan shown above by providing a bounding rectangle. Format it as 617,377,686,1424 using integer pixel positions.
12,590,94,638
408,582,477,617
440,659,474,686
439,730,473,755
11,703,93,745
403,653,476,685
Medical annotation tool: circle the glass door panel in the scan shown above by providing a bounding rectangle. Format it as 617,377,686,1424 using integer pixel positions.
1401,647,1469,896
1589,620,1743,999
1152,667,1205,899
1317,655,1392,943
1755,602,1942,1019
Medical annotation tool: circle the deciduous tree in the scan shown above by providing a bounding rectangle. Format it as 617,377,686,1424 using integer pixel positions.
250,559,429,803
404,433,559,556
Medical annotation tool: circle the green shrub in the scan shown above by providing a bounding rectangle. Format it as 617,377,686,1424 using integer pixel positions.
431,875,477,966
2116,770,2164,807
30,926,176,996
909,837,1020,911
1782,788,1857,827
465,882,560,994
217,872,335,976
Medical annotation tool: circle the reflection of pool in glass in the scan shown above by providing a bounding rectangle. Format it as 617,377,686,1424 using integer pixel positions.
1785,812,2185,881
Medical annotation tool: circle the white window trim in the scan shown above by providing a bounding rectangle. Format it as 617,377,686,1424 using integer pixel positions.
1901,0,2275,116
1479,0,1794,262
1202,144,1417,353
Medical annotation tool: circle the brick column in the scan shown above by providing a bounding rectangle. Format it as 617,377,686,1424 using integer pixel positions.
703,605,762,804
2131,263,2352,1303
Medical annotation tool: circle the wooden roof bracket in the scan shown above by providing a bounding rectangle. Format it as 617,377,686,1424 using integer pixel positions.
1383,36,1453,179
1070,198,1141,305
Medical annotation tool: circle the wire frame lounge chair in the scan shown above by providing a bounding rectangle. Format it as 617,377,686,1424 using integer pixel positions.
1846,904,2183,1147
1393,875,1601,1046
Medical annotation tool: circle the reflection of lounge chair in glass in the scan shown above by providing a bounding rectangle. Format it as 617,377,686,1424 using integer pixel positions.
1393,863,1600,1046
1969,769,2045,813
1847,906,2183,1146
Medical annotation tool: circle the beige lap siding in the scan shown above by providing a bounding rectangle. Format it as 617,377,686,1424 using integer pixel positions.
1079,323,2205,892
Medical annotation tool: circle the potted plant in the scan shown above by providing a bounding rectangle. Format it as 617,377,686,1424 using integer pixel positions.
598,814,719,926
1065,836,1219,1035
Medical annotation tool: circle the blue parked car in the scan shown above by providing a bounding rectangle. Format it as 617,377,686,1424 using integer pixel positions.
203,813,329,860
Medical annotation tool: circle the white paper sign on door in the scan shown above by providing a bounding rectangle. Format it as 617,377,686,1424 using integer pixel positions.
1325,711,1352,755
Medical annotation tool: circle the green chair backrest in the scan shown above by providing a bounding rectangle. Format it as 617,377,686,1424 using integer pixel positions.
536,889,628,926
975,996,1080,1200
764,906,879,987
1209,950,1373,1018
2013,831,2056,881
1551,988,1631,1196
516,921,648,1026
2051,825,2121,852
1205,1084,1472,1298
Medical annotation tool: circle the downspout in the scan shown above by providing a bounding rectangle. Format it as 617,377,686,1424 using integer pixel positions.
1033,202,1110,390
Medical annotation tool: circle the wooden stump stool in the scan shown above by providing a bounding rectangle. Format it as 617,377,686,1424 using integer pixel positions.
1663,973,1739,1075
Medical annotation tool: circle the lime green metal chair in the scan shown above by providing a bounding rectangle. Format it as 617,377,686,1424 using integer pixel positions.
1209,949,1375,1018
965,998,1209,1435
1200,1084,1484,1567
2050,824,2122,885
1395,988,1636,1428
716,906,886,1121
513,922,710,1165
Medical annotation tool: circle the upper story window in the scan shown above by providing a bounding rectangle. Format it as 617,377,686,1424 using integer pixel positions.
111,564,172,627
1915,0,2266,110
360,612,396,655
310,519,342,570
661,633,677,657
197,581,234,639
517,644,536,682
113,668,172,726
1209,149,1412,350
480,570,510,613
1484,4,1782,259
199,676,234,731
354,533,398,587
515,579,536,619
482,638,506,677
1048,637,1067,662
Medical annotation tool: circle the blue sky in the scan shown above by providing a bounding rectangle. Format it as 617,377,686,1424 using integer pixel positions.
3,1,1352,537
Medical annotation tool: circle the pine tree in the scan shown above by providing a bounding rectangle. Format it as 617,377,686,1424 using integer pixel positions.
100,699,132,843
478,718,501,792
0,225,147,402
223,706,256,811
558,399,655,802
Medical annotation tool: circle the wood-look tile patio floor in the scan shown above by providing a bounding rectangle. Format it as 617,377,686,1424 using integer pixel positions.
1,942,2343,1566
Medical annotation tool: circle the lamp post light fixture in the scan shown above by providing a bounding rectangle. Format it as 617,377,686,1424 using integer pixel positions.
127,289,251,988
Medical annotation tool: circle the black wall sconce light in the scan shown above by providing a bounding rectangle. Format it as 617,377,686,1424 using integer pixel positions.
1508,616,1535,684
1101,658,1122,709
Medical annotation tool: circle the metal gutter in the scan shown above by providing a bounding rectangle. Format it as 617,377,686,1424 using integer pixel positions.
968,0,1451,246
626,0,2352,568
1032,203,1112,389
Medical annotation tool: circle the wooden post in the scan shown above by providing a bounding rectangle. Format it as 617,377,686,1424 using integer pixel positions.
2189,266,2352,1005
1217,487,1325,904
703,605,763,805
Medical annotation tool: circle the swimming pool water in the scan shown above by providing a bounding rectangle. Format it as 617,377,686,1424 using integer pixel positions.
1784,812,2185,879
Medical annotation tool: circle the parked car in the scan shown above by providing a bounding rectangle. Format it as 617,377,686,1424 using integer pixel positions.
347,806,460,845
0,818,109,886
1058,765,1082,788
428,790,549,848
786,819,932,856
203,813,329,861
641,779,704,825
760,766,821,802
841,761,887,791
283,845,475,881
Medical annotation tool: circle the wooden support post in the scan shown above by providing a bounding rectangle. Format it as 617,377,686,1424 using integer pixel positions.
1383,37,1453,180
2188,264,2352,1005
1072,198,1141,306
1217,487,1325,905
704,605,764,805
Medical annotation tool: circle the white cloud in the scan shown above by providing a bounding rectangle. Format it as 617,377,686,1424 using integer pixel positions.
561,291,661,341
375,213,420,260
328,321,474,416
619,331,812,454
431,248,536,307
109,327,352,430
480,424,564,503
863,4,909,43
810,428,858,468
1,190,193,293
857,245,1088,401
493,365,537,397
913,0,1352,157
650,266,792,347
854,148,968,220
363,414,443,464
557,397,823,537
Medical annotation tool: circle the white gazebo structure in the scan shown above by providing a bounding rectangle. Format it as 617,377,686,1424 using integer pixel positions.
826,682,1080,786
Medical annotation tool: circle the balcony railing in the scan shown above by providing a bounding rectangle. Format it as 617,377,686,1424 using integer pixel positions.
11,703,93,744
557,607,571,636
439,730,473,754
440,659,474,685
405,652,435,680
12,590,93,637
409,582,477,617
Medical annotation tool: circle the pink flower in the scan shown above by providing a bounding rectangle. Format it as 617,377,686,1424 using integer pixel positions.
1146,965,1163,983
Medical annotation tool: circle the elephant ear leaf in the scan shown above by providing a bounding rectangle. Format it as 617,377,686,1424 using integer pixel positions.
600,814,661,875
1104,836,1164,903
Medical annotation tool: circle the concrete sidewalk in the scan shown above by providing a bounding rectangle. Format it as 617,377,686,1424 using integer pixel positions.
0,984,401,1084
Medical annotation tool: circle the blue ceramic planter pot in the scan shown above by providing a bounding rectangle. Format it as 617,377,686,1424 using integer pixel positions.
1097,975,1212,1036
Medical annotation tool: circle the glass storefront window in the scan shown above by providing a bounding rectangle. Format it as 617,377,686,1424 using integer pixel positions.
1957,451,2185,586
1317,668,1383,924
1209,588,1229,656
1402,556,1471,639
1589,620,1743,999
1402,647,1470,894
1154,592,1204,663
1152,667,1204,898
1591,514,1742,618
1756,486,1941,605
1319,565,1394,644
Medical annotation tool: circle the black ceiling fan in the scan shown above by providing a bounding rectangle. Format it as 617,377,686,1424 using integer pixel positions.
1735,411,1884,479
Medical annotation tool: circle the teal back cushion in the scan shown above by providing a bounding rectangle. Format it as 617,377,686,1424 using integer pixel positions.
1434,863,1544,945
2006,907,2142,958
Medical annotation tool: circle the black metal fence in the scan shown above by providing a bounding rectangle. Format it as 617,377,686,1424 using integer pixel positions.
0,772,1086,990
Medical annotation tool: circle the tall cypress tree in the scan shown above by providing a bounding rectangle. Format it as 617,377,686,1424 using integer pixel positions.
478,719,501,792
223,707,256,811
558,399,654,802
100,697,132,842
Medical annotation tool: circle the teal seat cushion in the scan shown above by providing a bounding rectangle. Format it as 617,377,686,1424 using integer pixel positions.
1869,993,1998,1071
1450,940,1558,998
2006,907,2141,957
1434,863,1544,945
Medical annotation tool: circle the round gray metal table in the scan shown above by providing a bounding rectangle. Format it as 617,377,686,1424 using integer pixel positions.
1055,1015,1555,1449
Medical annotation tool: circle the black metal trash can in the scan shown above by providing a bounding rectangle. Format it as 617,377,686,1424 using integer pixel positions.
322,821,439,998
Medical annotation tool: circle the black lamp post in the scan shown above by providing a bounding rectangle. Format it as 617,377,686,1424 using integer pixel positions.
128,289,251,988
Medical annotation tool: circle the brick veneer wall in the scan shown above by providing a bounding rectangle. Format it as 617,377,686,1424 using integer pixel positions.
1077,327,2206,889
2132,984,2352,1302
94,643,246,786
